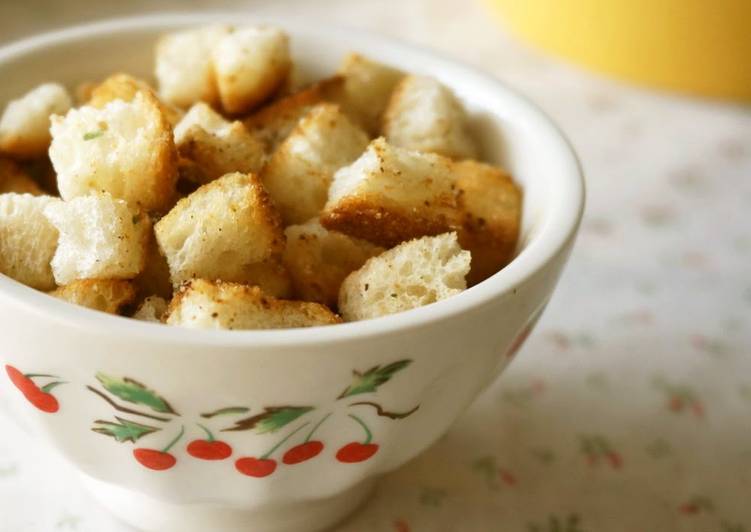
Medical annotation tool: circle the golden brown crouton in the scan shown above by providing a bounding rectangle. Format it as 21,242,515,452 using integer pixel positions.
333,53,403,135
0,193,60,290
50,92,179,212
174,103,264,184
133,228,174,300
212,26,292,115
338,232,470,321
88,73,184,127
243,77,344,152
454,160,522,284
132,295,168,322
283,219,383,308
262,103,369,224
0,158,43,195
164,279,341,330
0,83,73,159
154,172,285,288
320,138,458,247
51,279,135,314
382,75,477,160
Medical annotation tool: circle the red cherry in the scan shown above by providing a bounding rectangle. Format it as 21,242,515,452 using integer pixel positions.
5,365,59,413
335,442,379,463
187,439,232,460
235,457,277,477
133,448,177,471
669,397,684,412
283,441,324,465
606,452,623,469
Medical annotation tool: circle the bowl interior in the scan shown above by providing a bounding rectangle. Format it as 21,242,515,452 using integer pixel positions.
0,14,583,342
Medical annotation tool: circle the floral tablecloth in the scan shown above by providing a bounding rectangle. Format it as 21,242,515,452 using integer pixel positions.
1,1,749,531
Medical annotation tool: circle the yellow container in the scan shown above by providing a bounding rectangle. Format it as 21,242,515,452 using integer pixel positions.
487,0,751,102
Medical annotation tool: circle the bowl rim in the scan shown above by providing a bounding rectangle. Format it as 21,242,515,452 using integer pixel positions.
0,13,585,348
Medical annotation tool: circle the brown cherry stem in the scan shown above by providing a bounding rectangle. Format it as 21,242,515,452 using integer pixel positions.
348,401,420,419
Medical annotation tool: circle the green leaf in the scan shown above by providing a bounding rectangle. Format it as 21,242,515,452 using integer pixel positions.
200,406,250,419
337,360,412,399
92,417,160,443
222,406,314,433
95,373,178,415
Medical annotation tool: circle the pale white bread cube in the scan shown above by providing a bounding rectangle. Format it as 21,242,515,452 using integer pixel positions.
155,25,231,108
132,295,168,322
262,103,369,225
165,279,341,330
0,193,60,290
88,73,184,127
0,83,72,158
0,158,43,195
339,232,470,321
44,193,150,285
283,219,383,308
49,92,178,212
454,160,522,285
320,138,458,247
382,75,477,160
212,26,291,115
154,172,285,287
174,103,264,184
51,279,135,314
333,53,403,135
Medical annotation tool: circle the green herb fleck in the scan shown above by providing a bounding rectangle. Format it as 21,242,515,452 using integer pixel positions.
83,130,104,141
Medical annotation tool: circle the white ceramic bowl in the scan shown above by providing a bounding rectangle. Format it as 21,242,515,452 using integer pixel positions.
0,14,584,532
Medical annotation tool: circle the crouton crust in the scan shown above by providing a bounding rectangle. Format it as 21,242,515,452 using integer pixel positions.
88,73,184,127
0,158,43,195
164,279,341,330
51,279,136,314
454,160,522,284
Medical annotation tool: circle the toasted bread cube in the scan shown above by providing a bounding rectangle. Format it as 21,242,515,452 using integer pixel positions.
321,138,458,247
212,26,291,115
155,25,231,108
0,193,60,290
0,83,72,158
334,53,403,135
240,260,293,298
0,158,43,195
165,279,340,330
51,279,135,314
283,219,383,308
133,227,174,300
20,158,57,195
174,103,264,184
262,103,369,224
383,75,477,160
339,232,470,321
50,92,178,211
454,160,522,284
75,81,98,105
44,193,150,285
154,172,285,286
132,295,168,322
244,76,344,152
88,73,184,127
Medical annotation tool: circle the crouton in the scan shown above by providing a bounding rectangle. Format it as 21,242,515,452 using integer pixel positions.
283,219,383,308
49,92,178,212
154,172,285,287
240,261,293,298
155,25,231,108
132,295,168,322
243,77,344,153
43,193,150,285
0,193,60,290
133,228,173,300
382,75,477,160
75,81,98,105
333,53,403,135
0,158,43,195
212,26,291,115
174,103,264,184
20,158,57,195
165,279,340,330
454,160,522,284
320,138,458,247
88,73,184,127
0,83,72,158
262,103,369,224
51,279,135,314
339,232,470,321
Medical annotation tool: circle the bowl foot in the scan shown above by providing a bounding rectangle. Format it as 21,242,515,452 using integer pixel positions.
80,474,376,532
